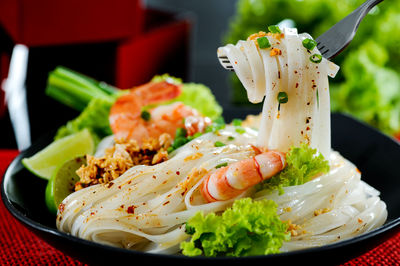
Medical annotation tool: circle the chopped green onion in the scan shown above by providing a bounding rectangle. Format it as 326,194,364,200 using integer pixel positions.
277,92,289,104
193,132,203,138
215,162,228,169
214,117,225,125
257,37,271,49
175,128,187,138
232,119,242,126
172,137,188,149
235,127,246,134
268,25,281,34
141,110,151,121
205,117,226,133
302,38,317,50
214,141,226,147
228,136,235,141
188,132,203,141
309,54,322,63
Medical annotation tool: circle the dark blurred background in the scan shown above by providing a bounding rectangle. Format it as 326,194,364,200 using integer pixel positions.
0,0,399,149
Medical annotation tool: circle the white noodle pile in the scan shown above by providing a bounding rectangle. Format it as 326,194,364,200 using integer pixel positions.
57,127,387,253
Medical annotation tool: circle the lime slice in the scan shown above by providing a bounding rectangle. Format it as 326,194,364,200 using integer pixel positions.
45,156,86,214
22,129,94,180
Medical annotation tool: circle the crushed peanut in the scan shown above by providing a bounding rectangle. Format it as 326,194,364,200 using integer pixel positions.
184,152,203,162
247,31,268,41
286,220,304,237
75,133,172,191
270,48,282,56
241,113,262,129
314,208,332,216
283,207,292,213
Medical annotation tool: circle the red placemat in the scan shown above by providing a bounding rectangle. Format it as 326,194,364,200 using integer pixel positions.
0,150,399,265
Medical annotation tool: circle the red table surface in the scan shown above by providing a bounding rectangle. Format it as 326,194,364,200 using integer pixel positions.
0,150,399,265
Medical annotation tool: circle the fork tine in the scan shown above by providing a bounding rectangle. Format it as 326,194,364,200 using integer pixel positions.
321,49,330,55
315,0,383,60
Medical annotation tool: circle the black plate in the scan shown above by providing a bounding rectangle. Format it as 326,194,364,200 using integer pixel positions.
2,113,400,265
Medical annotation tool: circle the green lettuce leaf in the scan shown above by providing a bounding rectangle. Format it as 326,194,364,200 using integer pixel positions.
257,144,330,194
331,40,400,135
181,198,290,257
54,97,113,143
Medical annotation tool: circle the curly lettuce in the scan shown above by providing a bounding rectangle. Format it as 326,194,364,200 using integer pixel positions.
257,144,330,194
181,198,290,257
331,41,400,135
54,98,113,144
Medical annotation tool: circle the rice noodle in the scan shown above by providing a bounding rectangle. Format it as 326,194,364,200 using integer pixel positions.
57,27,386,255
217,28,340,158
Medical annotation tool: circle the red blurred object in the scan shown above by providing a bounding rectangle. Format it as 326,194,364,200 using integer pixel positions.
116,10,191,88
0,53,10,116
394,132,400,142
0,0,143,46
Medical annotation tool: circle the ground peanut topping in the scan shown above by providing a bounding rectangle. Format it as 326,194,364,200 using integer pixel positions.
313,208,332,216
75,133,172,191
286,220,304,237
241,113,262,129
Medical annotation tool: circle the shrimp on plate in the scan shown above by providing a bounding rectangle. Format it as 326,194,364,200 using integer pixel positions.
109,80,211,145
202,150,286,202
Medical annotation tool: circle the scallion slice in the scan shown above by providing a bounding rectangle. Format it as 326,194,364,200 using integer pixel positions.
215,162,228,169
277,92,288,104
257,37,271,49
232,118,242,126
140,110,151,121
302,38,317,50
214,141,226,147
310,54,322,63
268,25,281,34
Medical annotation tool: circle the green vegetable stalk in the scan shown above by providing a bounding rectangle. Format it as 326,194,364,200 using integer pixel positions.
46,66,121,111
181,198,290,257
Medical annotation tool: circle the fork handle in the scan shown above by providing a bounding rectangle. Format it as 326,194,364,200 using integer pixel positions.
354,0,384,28
360,0,384,10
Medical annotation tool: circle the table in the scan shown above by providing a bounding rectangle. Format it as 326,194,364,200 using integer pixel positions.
0,150,399,265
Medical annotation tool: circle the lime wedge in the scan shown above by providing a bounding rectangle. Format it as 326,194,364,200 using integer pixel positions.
45,156,85,214
22,129,94,180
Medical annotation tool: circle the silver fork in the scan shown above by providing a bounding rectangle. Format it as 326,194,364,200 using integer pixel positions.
218,0,384,70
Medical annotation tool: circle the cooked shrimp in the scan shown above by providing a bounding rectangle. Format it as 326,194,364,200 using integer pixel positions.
109,81,210,145
146,102,211,139
202,151,286,202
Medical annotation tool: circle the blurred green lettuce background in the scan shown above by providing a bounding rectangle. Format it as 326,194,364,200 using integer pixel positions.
224,0,400,136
